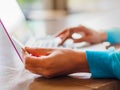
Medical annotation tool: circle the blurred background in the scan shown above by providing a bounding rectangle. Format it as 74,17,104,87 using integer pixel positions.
15,0,120,35
17,0,120,20
17,0,120,16
0,0,120,38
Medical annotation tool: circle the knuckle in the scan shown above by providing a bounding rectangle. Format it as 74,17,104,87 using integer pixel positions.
79,25,85,28
25,56,30,61
64,28,70,33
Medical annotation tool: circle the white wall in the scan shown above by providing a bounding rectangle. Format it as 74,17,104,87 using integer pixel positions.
68,0,120,12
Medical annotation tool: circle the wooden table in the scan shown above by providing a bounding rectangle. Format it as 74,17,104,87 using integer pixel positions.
0,68,120,90
29,75,120,90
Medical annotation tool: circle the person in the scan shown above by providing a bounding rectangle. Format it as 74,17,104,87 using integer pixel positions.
22,26,120,79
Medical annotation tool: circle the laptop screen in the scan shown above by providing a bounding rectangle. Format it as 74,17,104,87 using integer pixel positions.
0,19,23,61
0,19,24,69
0,0,33,45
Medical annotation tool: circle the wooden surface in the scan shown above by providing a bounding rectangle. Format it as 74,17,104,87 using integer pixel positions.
0,11,120,90
29,75,120,90
0,69,120,90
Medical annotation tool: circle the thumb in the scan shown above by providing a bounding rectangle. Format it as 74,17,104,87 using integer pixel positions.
25,47,52,57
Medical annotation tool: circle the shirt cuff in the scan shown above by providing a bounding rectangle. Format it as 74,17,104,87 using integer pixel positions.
105,28,120,44
86,50,115,78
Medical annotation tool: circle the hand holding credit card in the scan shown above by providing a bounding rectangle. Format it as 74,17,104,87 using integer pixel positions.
12,36,47,57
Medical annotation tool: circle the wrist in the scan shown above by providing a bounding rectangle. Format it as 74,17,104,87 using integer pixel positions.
100,31,107,42
74,51,90,73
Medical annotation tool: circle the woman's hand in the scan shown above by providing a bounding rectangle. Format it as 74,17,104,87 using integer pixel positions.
55,26,107,45
23,47,89,78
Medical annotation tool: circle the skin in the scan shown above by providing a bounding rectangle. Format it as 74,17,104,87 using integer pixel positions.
23,26,107,78
55,26,107,45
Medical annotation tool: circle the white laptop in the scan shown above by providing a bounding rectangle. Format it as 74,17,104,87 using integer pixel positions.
0,0,80,48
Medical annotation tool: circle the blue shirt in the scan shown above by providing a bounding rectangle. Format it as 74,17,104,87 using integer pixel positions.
86,28,120,79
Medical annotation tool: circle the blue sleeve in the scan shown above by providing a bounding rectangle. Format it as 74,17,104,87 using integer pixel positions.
86,47,120,79
105,28,120,44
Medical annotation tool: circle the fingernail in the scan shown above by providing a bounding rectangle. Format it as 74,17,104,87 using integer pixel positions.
25,47,30,50
22,48,25,52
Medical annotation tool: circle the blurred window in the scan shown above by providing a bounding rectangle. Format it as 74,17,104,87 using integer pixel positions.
67,0,120,13
17,0,44,18
17,0,67,20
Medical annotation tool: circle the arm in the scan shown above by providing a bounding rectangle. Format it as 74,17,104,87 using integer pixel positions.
86,48,120,79
23,47,120,79
23,47,89,78
56,26,120,45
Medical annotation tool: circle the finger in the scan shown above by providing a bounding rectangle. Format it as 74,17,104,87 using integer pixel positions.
55,29,68,37
22,48,27,56
25,47,53,56
22,48,31,62
58,30,71,45
22,48,29,55
73,37,90,43
25,55,43,67
72,26,88,34
24,54,54,68
58,35,69,45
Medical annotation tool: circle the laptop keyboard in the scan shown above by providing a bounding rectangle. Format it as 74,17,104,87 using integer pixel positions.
25,36,74,48
24,36,108,51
